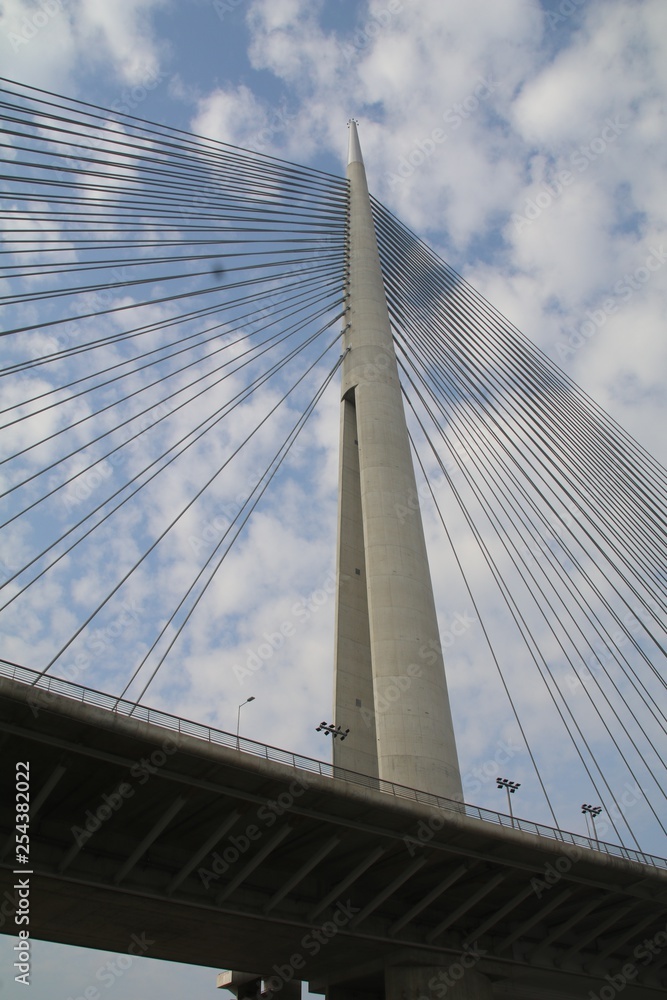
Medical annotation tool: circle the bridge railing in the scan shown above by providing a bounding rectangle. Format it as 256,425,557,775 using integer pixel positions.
2,658,665,872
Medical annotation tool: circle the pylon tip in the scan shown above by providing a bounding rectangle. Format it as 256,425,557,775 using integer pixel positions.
347,118,363,166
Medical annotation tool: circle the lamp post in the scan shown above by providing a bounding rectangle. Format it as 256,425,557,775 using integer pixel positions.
582,803,602,843
236,696,255,749
496,777,521,828
316,722,350,740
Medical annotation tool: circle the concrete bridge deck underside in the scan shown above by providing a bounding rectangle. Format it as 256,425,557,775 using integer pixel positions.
1,677,666,998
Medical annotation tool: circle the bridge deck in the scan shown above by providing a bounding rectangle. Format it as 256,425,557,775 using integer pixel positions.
1,672,666,998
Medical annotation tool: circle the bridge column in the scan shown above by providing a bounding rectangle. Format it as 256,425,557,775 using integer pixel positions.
384,965,493,1000
334,119,462,802
325,986,376,1000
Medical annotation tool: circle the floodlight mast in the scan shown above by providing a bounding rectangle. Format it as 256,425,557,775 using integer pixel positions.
332,120,463,803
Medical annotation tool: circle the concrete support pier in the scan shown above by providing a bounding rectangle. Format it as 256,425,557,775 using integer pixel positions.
333,120,462,802
384,966,493,1000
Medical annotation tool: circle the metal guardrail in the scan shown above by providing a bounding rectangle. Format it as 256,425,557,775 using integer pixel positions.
2,657,665,871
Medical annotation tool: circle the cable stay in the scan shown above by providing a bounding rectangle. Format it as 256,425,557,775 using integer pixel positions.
371,199,666,852
0,76,664,858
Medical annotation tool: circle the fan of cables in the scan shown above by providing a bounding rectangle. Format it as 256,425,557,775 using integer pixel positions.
0,77,348,706
373,197,666,853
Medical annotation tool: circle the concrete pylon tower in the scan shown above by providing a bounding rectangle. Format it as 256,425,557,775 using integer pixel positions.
333,121,463,803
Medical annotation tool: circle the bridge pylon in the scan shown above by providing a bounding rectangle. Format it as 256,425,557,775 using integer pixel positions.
333,120,463,806
328,118,476,1000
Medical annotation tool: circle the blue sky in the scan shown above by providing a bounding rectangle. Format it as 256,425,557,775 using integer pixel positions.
0,0,666,997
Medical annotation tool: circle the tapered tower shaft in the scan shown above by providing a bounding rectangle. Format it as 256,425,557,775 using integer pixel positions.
333,121,462,801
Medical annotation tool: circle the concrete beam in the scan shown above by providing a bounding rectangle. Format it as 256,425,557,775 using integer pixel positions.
531,893,604,958
1,761,67,861
114,795,187,884
463,881,537,945
264,836,340,913
30,762,68,821
217,971,299,1000
426,870,506,942
215,825,293,904
307,845,385,921
217,970,261,992
597,911,665,960
389,861,473,934
348,855,428,928
562,901,639,959
167,809,243,894
495,887,577,954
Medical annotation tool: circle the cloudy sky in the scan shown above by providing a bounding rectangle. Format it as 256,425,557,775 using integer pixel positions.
1,0,666,996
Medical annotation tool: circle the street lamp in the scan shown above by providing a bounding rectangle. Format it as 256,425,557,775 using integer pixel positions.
496,777,521,827
236,696,255,748
582,803,602,842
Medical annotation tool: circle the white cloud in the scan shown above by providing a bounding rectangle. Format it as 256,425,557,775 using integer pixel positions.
190,83,271,150
0,0,168,91
227,0,666,461
1,14,666,998
76,0,169,84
